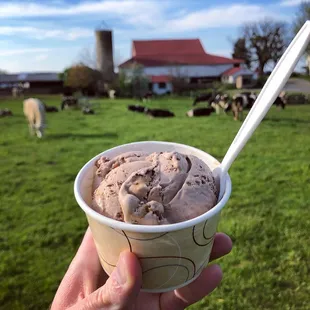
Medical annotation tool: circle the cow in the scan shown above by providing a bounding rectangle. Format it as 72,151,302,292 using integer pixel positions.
61,96,78,110
274,91,287,109
192,92,216,106
186,107,214,117
23,98,46,138
231,96,244,121
44,104,58,112
127,105,146,113
211,94,231,114
140,91,153,102
233,92,257,109
109,89,116,100
82,107,95,115
0,109,13,117
144,108,175,118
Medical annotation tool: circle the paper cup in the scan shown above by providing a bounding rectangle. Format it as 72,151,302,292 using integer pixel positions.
74,141,231,293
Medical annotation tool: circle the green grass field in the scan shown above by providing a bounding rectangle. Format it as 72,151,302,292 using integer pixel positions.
1,96,309,310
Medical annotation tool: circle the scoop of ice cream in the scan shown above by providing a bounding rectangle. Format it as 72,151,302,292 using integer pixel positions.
92,151,218,225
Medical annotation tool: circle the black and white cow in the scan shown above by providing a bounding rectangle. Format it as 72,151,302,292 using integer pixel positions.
144,108,175,118
127,105,146,113
186,107,214,117
233,92,257,109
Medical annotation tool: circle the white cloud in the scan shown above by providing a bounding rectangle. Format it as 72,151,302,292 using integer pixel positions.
0,0,165,23
0,1,290,36
0,48,50,57
165,5,289,32
280,0,310,7
35,54,48,61
0,26,92,40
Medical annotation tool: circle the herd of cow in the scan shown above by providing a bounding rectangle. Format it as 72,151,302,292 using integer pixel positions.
1,90,287,139
128,91,287,120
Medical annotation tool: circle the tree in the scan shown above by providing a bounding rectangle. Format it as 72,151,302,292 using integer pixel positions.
293,2,310,74
63,63,101,94
0,69,8,74
238,19,287,75
78,47,97,69
232,38,251,68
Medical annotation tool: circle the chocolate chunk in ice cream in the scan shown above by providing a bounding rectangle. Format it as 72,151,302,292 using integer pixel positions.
92,151,218,225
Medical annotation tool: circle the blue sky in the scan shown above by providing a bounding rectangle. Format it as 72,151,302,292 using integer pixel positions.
0,0,308,73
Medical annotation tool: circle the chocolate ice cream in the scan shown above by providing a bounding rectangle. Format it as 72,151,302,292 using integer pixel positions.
92,151,218,225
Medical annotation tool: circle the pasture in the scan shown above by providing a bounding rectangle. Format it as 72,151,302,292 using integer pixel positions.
1,96,309,309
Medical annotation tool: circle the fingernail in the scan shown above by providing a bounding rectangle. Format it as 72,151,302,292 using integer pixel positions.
114,254,127,286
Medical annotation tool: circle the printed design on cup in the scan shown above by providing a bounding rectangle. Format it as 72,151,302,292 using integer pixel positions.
193,241,214,277
111,228,198,288
112,228,168,241
192,220,215,246
140,255,196,280
98,251,116,268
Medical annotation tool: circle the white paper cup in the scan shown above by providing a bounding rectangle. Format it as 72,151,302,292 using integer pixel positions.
74,141,231,293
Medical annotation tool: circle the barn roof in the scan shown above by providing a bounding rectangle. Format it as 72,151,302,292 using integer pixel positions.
119,54,243,68
0,72,61,83
222,67,254,77
150,75,172,83
120,38,243,68
132,39,205,56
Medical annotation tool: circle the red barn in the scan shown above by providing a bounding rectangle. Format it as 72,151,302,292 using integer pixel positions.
119,38,252,94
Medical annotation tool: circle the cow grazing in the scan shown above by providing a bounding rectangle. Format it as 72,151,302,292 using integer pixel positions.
233,92,257,109
44,104,58,112
211,94,231,114
82,107,95,115
274,96,286,109
140,91,153,102
23,98,46,138
127,105,146,113
109,89,116,99
0,109,13,117
144,108,175,118
186,107,214,117
192,93,215,106
231,97,244,121
61,96,78,110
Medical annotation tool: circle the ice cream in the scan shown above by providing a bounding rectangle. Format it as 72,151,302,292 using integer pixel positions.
92,151,218,225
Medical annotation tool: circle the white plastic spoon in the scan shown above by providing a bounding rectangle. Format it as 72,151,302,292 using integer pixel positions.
218,20,310,200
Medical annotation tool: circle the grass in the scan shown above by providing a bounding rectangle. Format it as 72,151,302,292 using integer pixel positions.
1,96,310,310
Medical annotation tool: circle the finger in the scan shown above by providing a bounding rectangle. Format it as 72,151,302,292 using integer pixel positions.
75,251,142,310
51,228,107,309
160,264,222,310
209,233,233,262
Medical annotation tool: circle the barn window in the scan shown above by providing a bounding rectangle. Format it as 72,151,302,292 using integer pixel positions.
158,82,166,89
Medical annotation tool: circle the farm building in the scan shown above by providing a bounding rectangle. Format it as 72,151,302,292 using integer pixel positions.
221,67,256,89
0,72,63,96
119,38,255,94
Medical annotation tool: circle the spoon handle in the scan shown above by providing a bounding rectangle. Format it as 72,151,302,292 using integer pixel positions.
221,20,310,175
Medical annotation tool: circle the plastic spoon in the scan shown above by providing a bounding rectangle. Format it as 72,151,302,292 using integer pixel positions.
218,20,310,200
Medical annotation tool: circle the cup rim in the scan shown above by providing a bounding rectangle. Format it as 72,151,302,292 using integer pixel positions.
74,141,232,233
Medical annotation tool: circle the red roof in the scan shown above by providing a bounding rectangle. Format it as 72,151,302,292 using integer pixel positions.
120,38,243,68
120,54,243,68
150,75,171,83
132,39,205,57
222,67,242,76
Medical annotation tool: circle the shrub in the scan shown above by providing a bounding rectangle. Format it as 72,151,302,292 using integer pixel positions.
286,92,308,105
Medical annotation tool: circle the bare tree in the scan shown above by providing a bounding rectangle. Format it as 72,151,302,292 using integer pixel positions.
78,47,97,69
240,19,288,75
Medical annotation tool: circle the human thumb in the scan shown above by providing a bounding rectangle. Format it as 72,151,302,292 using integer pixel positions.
74,251,142,310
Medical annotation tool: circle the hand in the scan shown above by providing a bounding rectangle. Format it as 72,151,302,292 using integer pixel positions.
51,228,232,310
